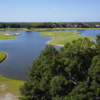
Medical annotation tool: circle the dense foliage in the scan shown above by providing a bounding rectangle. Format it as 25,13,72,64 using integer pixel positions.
0,22,100,28
20,36,100,100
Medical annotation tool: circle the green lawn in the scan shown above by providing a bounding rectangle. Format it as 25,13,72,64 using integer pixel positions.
40,31,95,47
0,76,24,98
0,32,21,40
0,51,6,63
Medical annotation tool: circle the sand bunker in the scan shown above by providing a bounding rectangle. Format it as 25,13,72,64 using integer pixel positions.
16,33,20,35
4,34,10,35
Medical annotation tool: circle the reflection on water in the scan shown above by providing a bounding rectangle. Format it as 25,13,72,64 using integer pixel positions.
0,30,100,80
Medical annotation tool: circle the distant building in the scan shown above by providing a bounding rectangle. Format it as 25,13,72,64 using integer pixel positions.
85,24,90,28
74,25,77,27
94,24,100,28
52,24,56,27
67,24,74,27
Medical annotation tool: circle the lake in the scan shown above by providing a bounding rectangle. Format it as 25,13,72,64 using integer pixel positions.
0,30,100,80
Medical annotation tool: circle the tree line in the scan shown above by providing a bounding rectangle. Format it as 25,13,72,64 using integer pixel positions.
0,22,100,28
19,34,100,100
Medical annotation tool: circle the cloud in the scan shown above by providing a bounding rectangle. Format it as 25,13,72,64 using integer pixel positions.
52,8,59,10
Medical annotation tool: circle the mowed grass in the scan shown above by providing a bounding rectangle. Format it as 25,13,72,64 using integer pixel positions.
0,51,6,63
0,76,24,97
0,32,21,40
40,31,95,47
0,28,100,31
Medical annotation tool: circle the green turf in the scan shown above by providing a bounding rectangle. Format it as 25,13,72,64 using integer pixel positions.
40,31,95,47
0,51,6,63
0,32,21,40
0,76,24,97
0,28,100,31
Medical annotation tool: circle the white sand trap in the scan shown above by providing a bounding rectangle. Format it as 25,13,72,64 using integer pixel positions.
4,34,10,36
16,33,20,35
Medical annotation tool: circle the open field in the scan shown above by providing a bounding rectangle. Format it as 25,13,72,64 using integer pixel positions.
0,51,6,63
40,31,95,47
0,32,21,40
0,76,24,100
0,28,100,31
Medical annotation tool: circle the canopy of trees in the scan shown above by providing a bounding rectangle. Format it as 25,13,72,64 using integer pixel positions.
20,36,100,100
0,22,100,28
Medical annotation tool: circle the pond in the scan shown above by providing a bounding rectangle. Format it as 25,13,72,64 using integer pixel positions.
0,30,100,80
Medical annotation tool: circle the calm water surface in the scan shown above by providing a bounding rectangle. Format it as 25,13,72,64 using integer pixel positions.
0,30,100,80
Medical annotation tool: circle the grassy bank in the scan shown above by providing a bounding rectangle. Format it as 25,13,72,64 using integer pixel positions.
40,31,95,47
0,51,6,63
0,76,24,99
0,28,100,31
0,32,21,40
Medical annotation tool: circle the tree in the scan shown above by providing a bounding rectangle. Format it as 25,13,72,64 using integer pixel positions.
0,23,6,28
65,56,100,100
96,34,100,43
60,38,96,82
26,24,33,30
20,38,98,100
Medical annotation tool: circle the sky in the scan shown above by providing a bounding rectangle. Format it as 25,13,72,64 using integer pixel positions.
0,0,100,22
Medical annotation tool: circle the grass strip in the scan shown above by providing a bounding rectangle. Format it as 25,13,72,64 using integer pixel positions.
0,28,100,31
0,51,6,63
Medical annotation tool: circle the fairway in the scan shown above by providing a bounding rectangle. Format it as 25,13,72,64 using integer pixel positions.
40,31,95,47
0,28,100,32
0,32,21,40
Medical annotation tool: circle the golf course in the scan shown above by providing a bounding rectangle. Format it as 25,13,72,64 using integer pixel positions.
40,31,95,47
0,29,98,99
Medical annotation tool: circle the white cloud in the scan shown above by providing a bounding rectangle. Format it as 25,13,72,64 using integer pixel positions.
52,8,59,10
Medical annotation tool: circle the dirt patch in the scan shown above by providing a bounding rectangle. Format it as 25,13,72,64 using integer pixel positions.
0,84,19,100
0,93,19,100
0,84,6,90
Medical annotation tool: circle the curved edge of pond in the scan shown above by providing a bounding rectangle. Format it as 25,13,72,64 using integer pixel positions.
0,51,7,63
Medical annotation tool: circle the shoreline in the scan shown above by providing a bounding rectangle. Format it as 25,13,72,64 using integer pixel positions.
0,51,7,63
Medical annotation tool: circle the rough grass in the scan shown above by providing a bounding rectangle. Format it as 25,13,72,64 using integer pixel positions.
0,51,6,63
0,76,24,97
0,28,100,31
40,31,95,47
0,32,21,40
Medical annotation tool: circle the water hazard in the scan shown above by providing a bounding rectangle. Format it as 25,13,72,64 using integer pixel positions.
0,30,100,80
